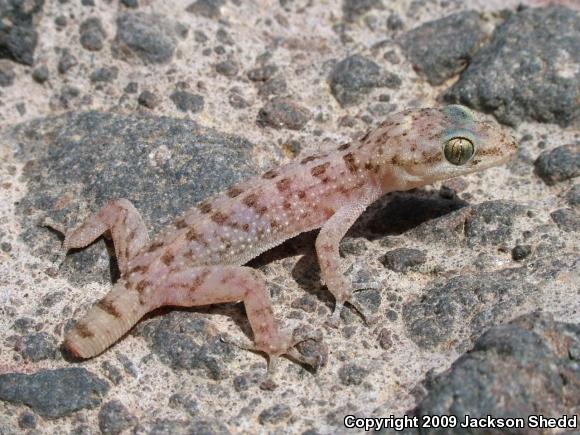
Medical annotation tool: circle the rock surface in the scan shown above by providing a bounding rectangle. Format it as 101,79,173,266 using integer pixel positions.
411,312,580,424
0,368,109,418
444,6,580,127
399,10,487,85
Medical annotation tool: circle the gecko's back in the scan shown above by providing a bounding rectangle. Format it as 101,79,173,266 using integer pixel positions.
125,105,516,276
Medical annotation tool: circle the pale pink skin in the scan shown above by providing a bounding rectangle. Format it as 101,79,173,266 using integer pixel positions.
56,105,517,377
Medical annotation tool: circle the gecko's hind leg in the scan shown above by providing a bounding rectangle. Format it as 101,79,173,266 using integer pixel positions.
158,266,323,387
45,199,149,274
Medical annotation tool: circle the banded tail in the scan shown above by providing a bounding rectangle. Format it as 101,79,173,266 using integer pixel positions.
64,283,147,358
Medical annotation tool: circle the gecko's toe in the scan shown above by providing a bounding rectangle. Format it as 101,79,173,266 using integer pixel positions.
326,297,379,326
220,333,255,351
325,300,345,328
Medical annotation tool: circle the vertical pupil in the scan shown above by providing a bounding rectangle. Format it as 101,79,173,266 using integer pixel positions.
445,137,473,165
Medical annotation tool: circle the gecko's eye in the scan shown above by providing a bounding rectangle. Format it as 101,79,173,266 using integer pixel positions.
444,137,474,166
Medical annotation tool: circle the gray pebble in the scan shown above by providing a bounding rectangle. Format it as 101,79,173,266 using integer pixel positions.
80,17,106,51
534,144,579,185
98,400,137,435
257,97,311,130
170,90,204,113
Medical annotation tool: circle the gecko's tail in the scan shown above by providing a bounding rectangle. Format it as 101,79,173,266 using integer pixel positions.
63,283,147,359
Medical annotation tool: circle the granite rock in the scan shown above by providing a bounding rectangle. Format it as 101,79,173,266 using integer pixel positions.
444,6,580,127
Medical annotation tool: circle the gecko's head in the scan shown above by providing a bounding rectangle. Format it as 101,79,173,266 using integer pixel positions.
389,105,518,184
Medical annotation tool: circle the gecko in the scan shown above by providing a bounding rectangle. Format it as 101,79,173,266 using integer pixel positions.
47,105,517,382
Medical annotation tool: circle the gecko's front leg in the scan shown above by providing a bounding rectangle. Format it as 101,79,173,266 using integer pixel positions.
315,187,382,326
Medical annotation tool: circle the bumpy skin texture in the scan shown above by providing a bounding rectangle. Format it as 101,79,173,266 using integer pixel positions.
55,105,517,375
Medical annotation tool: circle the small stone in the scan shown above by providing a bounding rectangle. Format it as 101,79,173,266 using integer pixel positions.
216,28,234,45
41,291,65,307
233,372,260,392
2,26,38,66
377,328,393,350
141,312,235,380
121,0,138,8
170,90,204,113
386,13,404,32
228,91,249,109
257,77,287,98
98,400,137,435
257,97,311,130
444,6,580,127
566,185,580,207
399,11,486,85
511,245,531,261
0,60,15,87
534,145,579,185
0,368,109,418
1,241,12,252
17,411,37,429
17,332,57,362
101,362,123,385
125,82,138,93
342,0,381,22
328,54,401,107
114,13,179,64
58,49,78,74
32,65,49,83
168,393,199,416
82,0,95,6
258,404,292,425
54,15,67,29
247,64,278,82
138,90,159,108
12,317,35,334
90,66,119,83
51,85,81,110
194,30,208,43
550,208,578,232
338,362,369,386
383,49,400,64
381,248,426,272
215,59,239,77
80,17,106,51
186,0,226,19
291,295,317,313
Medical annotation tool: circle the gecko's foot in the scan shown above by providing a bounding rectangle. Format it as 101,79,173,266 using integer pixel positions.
41,217,69,268
260,326,324,389
326,287,380,327
222,325,324,389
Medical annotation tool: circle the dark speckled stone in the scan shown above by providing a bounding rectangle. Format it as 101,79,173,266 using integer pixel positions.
412,313,580,424
17,332,57,362
114,13,179,64
98,400,137,434
328,54,401,107
139,311,235,380
403,256,577,351
0,368,109,418
399,10,486,85
381,248,426,272
444,6,580,127
534,144,580,185
258,404,292,425
11,111,256,284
